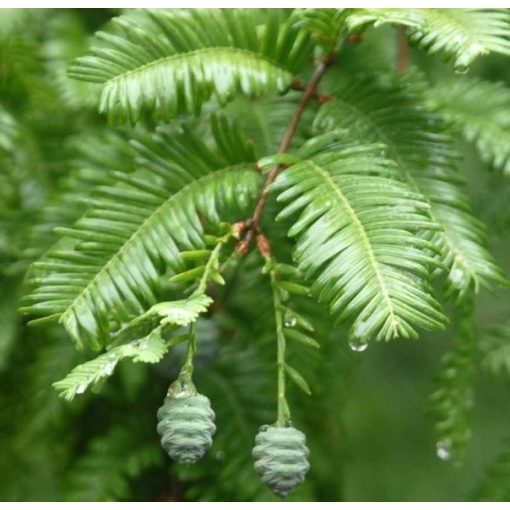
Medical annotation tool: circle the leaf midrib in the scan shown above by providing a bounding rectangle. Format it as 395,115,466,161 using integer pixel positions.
59,165,249,329
102,47,290,85
308,160,400,334
326,97,478,285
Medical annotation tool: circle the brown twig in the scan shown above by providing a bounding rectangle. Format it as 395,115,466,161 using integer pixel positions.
238,53,336,254
396,25,409,73
290,80,332,104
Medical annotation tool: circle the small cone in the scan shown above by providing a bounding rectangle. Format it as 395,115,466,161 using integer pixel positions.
157,380,216,464
252,424,310,497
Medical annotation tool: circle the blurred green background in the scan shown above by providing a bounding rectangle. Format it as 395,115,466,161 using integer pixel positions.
1,8,510,502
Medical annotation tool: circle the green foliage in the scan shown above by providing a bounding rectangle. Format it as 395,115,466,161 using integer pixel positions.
0,286,20,370
223,92,315,155
69,9,312,123
480,324,510,376
53,330,167,400
0,9,48,39
475,436,510,501
66,424,163,501
410,9,510,70
2,7,510,503
114,294,212,345
428,300,478,464
0,107,19,153
23,129,135,261
347,9,510,70
273,137,447,343
21,124,262,350
315,71,506,299
347,8,423,32
296,8,349,51
41,13,101,110
427,77,510,174
0,106,44,272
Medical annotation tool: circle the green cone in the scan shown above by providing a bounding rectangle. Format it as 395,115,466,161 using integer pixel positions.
157,380,216,464
253,424,310,497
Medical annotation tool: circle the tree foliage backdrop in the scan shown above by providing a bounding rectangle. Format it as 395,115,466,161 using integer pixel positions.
2,7,510,502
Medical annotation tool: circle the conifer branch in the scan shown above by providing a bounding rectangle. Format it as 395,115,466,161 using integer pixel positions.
238,53,336,253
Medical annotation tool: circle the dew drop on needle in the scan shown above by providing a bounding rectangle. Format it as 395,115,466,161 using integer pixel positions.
436,440,452,461
284,312,297,328
349,338,368,352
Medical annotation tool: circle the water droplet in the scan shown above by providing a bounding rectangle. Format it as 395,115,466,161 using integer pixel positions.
76,384,86,394
436,439,452,461
349,338,368,352
454,64,469,75
215,450,225,461
351,315,377,341
448,265,464,286
279,289,290,302
103,361,116,375
284,311,297,328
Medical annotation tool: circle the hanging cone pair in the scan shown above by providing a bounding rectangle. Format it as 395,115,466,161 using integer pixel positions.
157,380,310,497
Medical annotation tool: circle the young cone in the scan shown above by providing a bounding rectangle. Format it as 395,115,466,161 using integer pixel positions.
157,379,216,464
252,424,310,497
